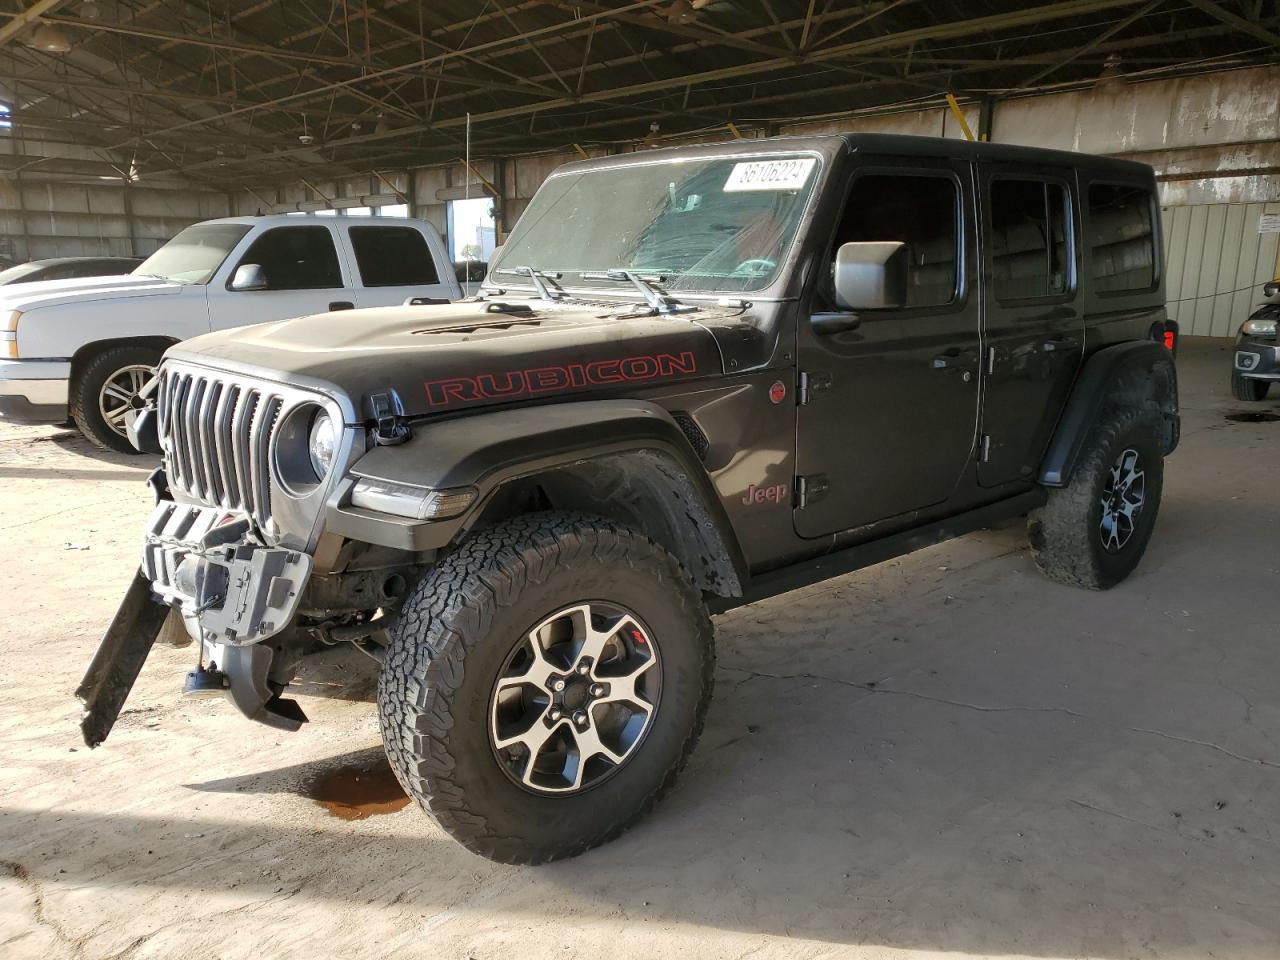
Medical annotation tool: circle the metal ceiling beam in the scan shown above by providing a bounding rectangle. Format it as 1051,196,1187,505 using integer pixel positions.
0,0,65,47
1181,0,1280,46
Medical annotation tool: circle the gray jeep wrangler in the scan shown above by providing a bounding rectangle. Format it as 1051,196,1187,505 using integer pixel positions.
79,134,1179,864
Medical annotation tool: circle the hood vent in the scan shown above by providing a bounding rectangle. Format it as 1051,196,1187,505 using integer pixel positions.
411,318,544,336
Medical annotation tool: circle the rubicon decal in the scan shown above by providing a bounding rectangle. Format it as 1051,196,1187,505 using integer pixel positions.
424,351,698,406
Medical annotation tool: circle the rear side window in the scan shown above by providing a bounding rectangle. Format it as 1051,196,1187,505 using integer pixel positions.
1087,184,1155,293
348,226,440,287
835,174,958,308
237,226,342,290
989,179,1070,301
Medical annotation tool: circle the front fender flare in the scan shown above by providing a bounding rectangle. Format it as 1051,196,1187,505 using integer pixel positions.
325,399,746,591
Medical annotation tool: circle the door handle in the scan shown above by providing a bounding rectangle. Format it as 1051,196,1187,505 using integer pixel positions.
328,300,355,311
1041,337,1079,352
932,349,979,381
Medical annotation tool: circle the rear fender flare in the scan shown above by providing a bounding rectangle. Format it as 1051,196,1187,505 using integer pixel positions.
1039,340,1179,487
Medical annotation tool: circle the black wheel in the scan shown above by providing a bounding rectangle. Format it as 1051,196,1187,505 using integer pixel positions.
1232,371,1270,402
379,512,714,864
70,344,163,453
1028,408,1164,590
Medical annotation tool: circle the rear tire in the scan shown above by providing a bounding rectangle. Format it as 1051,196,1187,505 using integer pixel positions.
378,512,714,864
1232,371,1270,402
70,344,163,453
1028,408,1164,590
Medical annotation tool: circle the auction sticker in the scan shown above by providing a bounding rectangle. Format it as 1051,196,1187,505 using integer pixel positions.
723,157,816,192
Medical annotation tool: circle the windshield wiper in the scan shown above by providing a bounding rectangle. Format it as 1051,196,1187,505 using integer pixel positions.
579,269,690,314
494,265,563,302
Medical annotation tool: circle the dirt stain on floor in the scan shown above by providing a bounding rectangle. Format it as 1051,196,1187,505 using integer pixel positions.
1224,410,1280,423
303,758,410,820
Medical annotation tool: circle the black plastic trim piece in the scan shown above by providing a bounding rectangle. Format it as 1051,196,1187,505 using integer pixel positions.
710,489,1046,614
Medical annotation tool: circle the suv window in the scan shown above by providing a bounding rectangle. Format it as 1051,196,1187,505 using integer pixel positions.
834,173,958,308
1087,183,1155,293
990,179,1070,301
348,226,439,286
237,226,342,290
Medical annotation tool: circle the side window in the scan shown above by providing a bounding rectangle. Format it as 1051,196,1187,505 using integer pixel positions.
989,179,1070,301
348,226,440,286
834,174,958,308
1087,183,1155,293
236,226,342,290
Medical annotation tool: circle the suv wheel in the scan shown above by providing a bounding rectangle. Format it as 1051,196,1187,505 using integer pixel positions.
378,513,714,864
70,345,163,453
1028,408,1164,590
1231,371,1270,402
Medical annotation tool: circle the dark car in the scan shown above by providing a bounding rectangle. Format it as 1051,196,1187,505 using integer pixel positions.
1232,280,1280,400
0,257,142,286
79,133,1179,865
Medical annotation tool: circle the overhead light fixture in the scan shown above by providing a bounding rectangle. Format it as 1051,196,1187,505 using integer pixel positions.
373,111,388,136
667,0,697,24
298,114,314,144
24,23,72,53
1096,54,1126,91
80,1,102,20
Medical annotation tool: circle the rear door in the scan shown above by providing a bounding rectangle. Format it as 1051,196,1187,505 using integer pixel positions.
977,166,1083,485
342,224,458,306
794,156,981,538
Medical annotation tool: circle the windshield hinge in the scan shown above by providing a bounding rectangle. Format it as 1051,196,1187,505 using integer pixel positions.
367,390,410,446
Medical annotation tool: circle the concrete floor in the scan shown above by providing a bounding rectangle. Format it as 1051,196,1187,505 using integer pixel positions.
1,337,1278,960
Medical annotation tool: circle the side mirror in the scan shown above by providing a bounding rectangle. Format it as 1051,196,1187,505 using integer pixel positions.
1264,280,1280,301
230,263,268,291
832,241,907,310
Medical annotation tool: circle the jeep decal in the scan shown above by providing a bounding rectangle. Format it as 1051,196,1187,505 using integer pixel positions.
424,351,698,406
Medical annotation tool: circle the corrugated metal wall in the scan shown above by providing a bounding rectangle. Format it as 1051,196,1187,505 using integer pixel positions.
1161,202,1280,337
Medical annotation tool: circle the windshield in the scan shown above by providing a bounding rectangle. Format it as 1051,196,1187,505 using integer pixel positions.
0,262,46,285
134,223,252,284
492,154,821,294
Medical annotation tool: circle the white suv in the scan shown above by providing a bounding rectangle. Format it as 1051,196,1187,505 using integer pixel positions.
0,215,460,450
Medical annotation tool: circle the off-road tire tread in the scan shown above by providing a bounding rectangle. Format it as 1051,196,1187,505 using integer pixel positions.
1231,370,1270,402
69,344,162,453
1028,406,1162,591
378,511,714,864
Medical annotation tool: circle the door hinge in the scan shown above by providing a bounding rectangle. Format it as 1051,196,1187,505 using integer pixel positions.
979,434,992,463
795,474,829,508
797,371,832,405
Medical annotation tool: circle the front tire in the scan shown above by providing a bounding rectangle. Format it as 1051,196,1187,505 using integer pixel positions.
1232,371,1270,402
70,345,163,453
1028,408,1164,590
378,513,714,864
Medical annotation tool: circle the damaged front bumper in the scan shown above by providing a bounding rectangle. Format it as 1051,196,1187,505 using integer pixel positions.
77,500,315,747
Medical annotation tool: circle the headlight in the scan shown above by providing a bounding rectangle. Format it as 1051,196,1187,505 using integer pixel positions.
308,412,336,478
1242,317,1278,338
2,311,19,359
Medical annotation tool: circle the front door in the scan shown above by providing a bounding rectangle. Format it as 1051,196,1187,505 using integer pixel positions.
794,157,981,539
976,166,1084,485
207,224,351,332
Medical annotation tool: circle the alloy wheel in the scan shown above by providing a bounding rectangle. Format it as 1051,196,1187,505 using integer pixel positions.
489,601,661,795
98,364,154,438
1099,446,1146,552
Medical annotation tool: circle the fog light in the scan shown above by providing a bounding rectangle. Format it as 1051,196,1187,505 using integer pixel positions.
350,478,477,520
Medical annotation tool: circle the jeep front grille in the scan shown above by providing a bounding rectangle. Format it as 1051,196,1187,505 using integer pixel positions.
157,368,284,527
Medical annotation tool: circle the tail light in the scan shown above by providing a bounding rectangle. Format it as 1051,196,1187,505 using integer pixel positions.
1151,320,1178,356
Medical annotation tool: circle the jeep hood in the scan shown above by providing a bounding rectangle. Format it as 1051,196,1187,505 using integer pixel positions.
0,274,185,312
167,299,727,420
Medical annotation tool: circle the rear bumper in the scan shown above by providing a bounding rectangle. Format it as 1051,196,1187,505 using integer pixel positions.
0,359,70,423
1235,339,1280,379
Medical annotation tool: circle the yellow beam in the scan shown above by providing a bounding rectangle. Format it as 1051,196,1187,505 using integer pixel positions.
573,142,590,160
945,93,976,142
726,121,745,140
